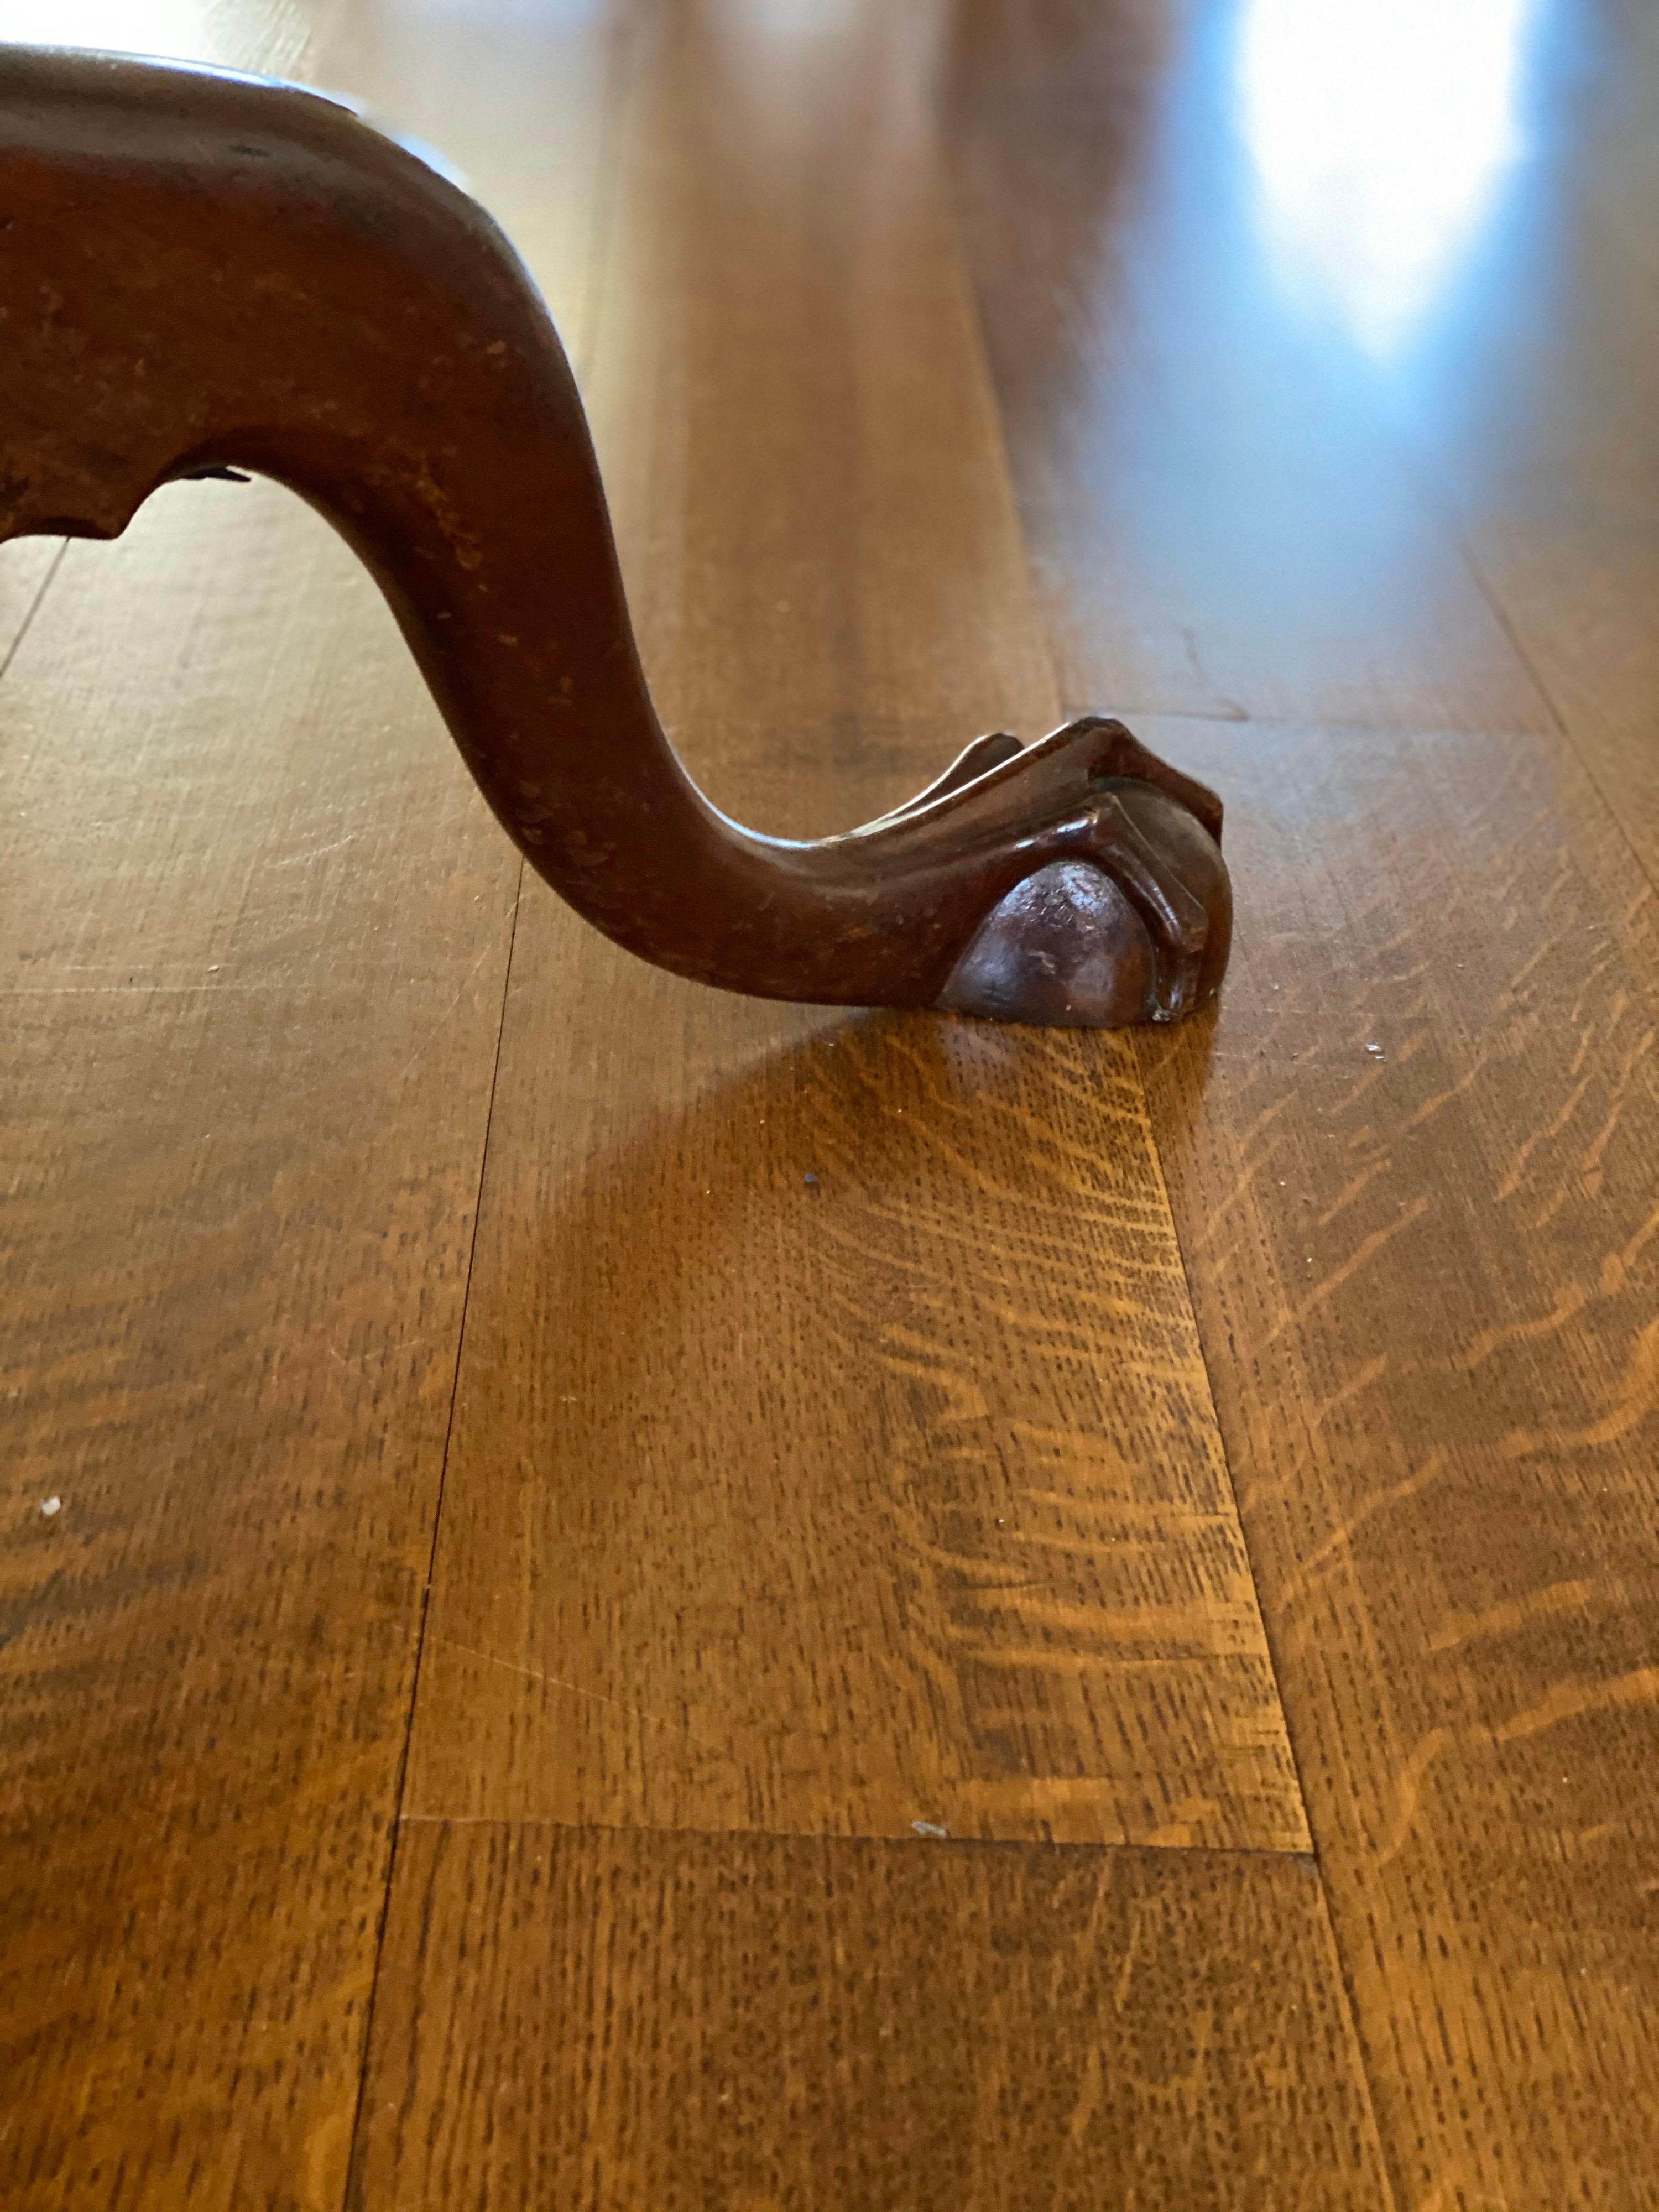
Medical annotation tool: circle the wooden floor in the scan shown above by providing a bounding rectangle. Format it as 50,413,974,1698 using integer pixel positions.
3,1,1657,2205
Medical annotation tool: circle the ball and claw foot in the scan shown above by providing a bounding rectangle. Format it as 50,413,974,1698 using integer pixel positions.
922,718,1233,1030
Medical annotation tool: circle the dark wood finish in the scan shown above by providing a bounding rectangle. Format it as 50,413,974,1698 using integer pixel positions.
395,0,1302,1858
352,1825,1391,2212
1132,712,1659,2208
0,45,1229,1028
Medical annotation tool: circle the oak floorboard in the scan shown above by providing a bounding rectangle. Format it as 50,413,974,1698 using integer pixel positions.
398,0,1306,1854
0,7,625,2205
1131,712,1659,2210
353,1824,1392,2212
0,487,519,2212
938,11,1659,2188
1368,133,1659,886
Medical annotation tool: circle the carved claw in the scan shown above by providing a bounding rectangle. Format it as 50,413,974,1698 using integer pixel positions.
929,743,1232,1030
880,732,1027,822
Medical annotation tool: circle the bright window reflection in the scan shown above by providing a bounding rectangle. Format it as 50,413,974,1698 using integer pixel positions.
1237,0,1533,354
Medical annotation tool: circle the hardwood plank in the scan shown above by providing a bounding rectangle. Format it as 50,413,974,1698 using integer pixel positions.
401,0,1306,1853
938,0,1552,736
0,8,628,2205
1471,513,1659,886
0,486,517,2212
1130,713,1659,2209
1359,80,1659,881
933,9,1659,2179
354,1824,1392,2212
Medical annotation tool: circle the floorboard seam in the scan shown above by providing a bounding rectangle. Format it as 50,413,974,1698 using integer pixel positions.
1125,1045,1407,2212
392,1809,1320,1864
335,17,646,2194
937,108,1404,2209
336,857,525,2211
1456,523,1659,904
0,538,69,698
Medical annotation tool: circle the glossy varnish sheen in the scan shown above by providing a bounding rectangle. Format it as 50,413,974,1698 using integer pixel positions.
397,0,1301,1859
3,1,1657,2208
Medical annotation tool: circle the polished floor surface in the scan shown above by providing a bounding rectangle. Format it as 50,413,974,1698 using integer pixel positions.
3,1,1656,2205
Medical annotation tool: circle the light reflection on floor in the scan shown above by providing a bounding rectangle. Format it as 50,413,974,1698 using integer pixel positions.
1235,0,1537,355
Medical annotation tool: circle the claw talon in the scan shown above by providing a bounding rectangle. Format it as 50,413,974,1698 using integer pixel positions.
876,731,1026,824
927,744,1231,1029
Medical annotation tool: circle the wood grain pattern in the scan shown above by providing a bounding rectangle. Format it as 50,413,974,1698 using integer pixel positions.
0,11,625,2206
398,0,1305,1853
0,486,518,2210
945,11,1659,2189
353,1824,1391,2212
1130,713,1659,2208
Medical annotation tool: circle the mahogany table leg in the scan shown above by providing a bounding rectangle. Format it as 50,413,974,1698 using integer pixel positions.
0,45,1230,1027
